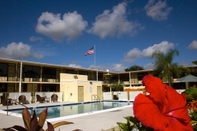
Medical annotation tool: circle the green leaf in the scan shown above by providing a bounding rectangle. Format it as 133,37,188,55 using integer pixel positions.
117,122,129,130
125,116,139,125
183,87,197,102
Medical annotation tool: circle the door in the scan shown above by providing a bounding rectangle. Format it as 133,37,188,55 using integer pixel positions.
97,86,103,100
78,86,84,102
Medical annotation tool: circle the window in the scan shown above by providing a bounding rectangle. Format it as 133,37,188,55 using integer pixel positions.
42,67,56,79
0,63,8,77
23,65,40,78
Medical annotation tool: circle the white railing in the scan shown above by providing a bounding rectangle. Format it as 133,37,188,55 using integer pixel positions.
103,92,113,100
35,92,63,102
129,91,143,101
1,89,185,104
8,92,32,103
113,92,128,101
102,89,188,101
0,92,63,104
103,91,143,101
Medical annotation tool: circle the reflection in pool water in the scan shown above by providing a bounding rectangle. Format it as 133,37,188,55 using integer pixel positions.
9,101,131,119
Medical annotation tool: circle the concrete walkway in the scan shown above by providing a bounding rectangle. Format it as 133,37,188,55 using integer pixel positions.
0,103,133,131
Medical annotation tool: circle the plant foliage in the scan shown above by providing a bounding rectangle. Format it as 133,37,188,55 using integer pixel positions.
151,49,179,86
2,108,75,131
192,60,197,65
110,81,123,91
117,116,153,131
182,86,197,130
125,65,144,72
183,86,197,103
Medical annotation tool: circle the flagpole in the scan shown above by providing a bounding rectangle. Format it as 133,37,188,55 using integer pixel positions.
94,45,98,81
94,45,96,69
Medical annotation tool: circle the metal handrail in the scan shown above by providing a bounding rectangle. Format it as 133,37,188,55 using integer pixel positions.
91,94,100,101
6,99,29,116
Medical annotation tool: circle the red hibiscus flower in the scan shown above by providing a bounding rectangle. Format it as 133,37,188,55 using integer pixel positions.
133,74,193,131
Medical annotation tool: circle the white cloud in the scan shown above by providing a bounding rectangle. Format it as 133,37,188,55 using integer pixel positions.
188,40,197,50
68,64,82,68
89,65,107,71
0,42,43,59
36,11,87,41
124,48,142,62
29,36,43,42
123,41,174,62
89,64,126,72
144,63,155,69
110,64,126,72
142,41,174,58
88,2,144,38
144,0,172,21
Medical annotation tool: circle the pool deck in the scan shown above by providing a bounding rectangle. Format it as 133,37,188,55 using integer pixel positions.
0,102,133,131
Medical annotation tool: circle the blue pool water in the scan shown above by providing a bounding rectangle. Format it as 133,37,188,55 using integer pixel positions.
8,101,131,119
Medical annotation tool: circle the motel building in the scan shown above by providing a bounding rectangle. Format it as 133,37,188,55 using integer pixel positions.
0,57,197,104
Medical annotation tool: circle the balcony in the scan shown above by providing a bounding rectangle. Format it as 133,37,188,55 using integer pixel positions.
123,81,130,85
24,78,32,82
42,78,59,83
0,77,7,81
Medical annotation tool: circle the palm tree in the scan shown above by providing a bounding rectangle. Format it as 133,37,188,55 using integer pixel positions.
176,65,191,77
151,49,179,86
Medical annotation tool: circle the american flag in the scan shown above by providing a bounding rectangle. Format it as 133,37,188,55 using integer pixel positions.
84,46,94,56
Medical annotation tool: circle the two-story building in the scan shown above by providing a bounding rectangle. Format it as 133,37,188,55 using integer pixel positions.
0,57,197,95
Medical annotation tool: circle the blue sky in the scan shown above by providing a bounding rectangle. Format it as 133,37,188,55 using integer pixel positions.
0,0,197,72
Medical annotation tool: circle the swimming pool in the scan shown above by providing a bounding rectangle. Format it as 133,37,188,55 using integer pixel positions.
7,101,131,119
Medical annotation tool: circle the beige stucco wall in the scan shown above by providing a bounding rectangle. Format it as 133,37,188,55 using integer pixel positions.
78,81,100,101
61,81,78,101
61,73,87,81
60,73,102,102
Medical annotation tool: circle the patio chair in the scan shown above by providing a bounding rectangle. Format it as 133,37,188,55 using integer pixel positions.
18,95,29,104
36,94,46,103
51,94,58,102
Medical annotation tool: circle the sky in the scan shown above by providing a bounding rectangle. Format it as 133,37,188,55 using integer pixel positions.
0,0,197,72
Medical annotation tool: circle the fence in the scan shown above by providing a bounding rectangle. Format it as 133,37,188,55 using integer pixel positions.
103,89,185,101
0,92,63,105
0,89,186,105
35,92,63,102
103,91,143,101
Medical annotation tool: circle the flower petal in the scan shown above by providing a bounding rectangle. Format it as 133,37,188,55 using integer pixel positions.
133,94,169,130
142,75,166,106
164,117,193,131
163,86,192,127
135,75,193,131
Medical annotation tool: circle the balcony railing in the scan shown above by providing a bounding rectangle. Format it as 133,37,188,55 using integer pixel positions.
0,76,7,81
